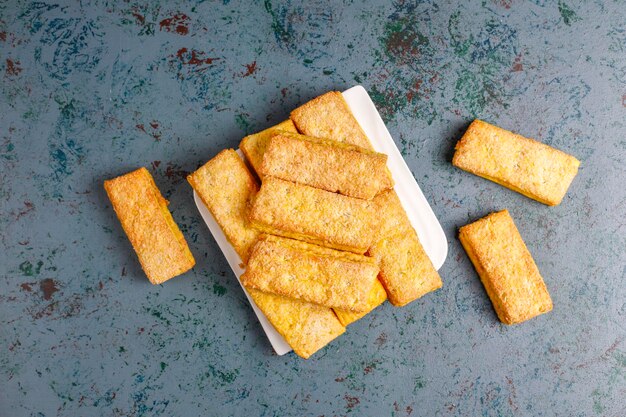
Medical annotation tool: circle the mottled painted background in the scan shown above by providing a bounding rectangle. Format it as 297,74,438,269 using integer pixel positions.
1,0,625,416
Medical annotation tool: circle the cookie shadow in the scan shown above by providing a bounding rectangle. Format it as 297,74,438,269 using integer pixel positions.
439,119,472,165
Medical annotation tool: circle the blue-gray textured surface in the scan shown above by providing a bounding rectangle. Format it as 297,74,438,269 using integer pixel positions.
1,0,625,416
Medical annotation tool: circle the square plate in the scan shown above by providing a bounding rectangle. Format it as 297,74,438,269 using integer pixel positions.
193,85,448,356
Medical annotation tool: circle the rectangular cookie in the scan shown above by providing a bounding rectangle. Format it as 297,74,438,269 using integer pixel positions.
187,149,260,263
239,120,298,177
458,209,553,325
373,189,414,240
452,119,580,206
248,176,379,253
333,278,387,326
259,133,393,200
368,230,442,307
247,288,345,359
371,189,444,305
241,235,379,312
104,167,195,284
290,91,372,149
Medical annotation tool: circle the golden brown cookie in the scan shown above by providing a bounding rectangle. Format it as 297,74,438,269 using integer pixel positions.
369,229,442,307
260,133,393,200
290,91,371,149
333,278,387,326
187,149,260,263
241,235,379,311
246,288,345,359
452,120,580,206
104,167,195,284
459,210,553,325
249,177,379,253
239,119,298,177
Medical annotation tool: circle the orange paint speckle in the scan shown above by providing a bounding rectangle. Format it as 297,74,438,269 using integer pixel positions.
5,58,22,76
242,61,258,77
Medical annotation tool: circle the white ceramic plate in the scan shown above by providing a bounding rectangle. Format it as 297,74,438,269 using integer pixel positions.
193,85,448,356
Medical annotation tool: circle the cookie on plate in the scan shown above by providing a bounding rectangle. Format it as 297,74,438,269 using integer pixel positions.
260,133,393,200
290,91,371,149
249,176,379,254
242,235,379,312
240,119,298,177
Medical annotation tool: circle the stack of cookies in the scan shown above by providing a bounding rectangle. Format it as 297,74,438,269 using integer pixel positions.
103,90,580,359
187,92,442,358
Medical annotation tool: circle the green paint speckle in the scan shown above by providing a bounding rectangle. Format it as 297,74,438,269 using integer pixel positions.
56,97,77,121
1,141,16,160
118,346,126,353
558,1,581,26
369,85,406,123
264,0,291,45
193,336,211,349
401,136,412,156
234,114,253,135
206,364,239,384
591,389,606,414
448,11,474,57
49,137,85,184
150,309,172,326
454,70,487,117
19,260,43,276
160,361,167,371
213,283,227,296
447,15,522,116
413,376,426,392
